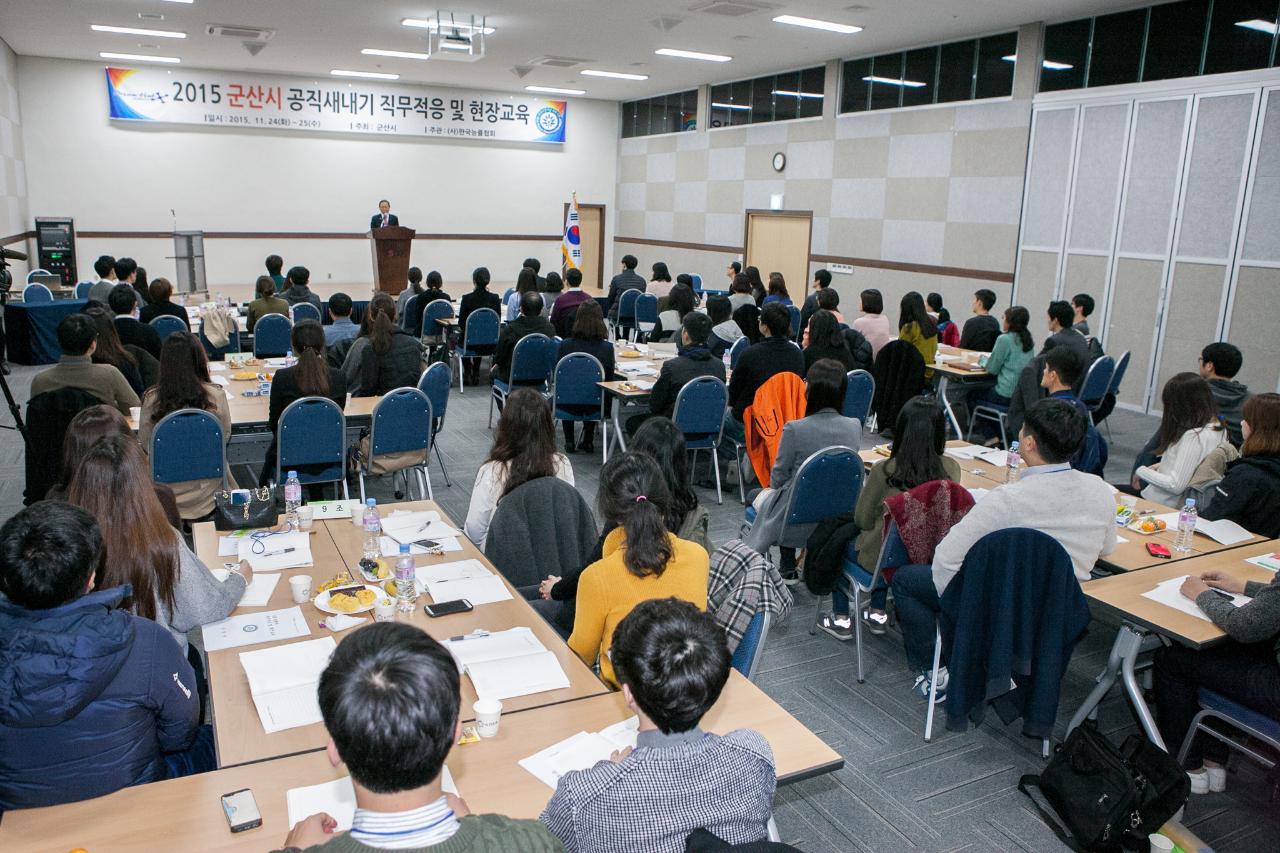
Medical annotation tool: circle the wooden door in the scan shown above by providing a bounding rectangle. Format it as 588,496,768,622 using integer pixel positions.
744,210,813,300
563,202,606,291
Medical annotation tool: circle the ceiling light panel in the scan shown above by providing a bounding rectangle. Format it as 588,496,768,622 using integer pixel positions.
362,48,432,60
772,15,862,34
91,24,186,38
526,85,585,95
331,69,400,79
100,51,181,63
862,75,926,88
655,48,732,62
402,18,495,35
581,70,649,80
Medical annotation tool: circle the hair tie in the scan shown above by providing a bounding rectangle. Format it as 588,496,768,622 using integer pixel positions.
634,495,648,503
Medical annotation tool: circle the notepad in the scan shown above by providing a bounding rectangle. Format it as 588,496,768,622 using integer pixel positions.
379,535,463,557
238,530,314,571
218,529,254,557
1141,576,1251,622
209,571,280,607
424,575,512,606
944,444,985,460
415,559,492,584
240,637,337,733
443,627,569,701
519,718,640,789
286,768,457,832
202,605,311,651
1152,514,1252,545
380,511,463,545
629,379,656,391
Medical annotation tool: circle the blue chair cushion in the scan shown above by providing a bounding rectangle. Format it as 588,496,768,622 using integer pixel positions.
492,378,510,393
1199,689,1280,742
744,504,757,524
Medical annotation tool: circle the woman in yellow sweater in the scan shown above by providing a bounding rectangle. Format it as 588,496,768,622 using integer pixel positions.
568,452,710,688
898,291,939,379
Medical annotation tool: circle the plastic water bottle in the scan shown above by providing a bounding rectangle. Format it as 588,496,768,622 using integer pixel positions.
1175,498,1198,553
361,499,381,562
285,349,297,368
283,471,302,530
1005,441,1021,483
395,543,417,613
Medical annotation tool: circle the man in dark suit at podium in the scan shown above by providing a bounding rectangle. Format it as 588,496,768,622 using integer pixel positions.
370,199,399,229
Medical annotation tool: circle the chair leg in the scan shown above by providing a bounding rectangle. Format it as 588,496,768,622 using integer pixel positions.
341,477,350,501
735,446,747,505
358,472,366,504
966,407,978,443
853,585,865,684
1042,737,1051,760
712,449,723,505
924,627,943,742
809,597,822,636
433,442,452,487
422,466,433,501
488,388,496,428
601,419,608,465
998,414,1008,449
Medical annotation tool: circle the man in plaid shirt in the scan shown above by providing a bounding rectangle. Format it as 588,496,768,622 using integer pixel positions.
540,598,776,853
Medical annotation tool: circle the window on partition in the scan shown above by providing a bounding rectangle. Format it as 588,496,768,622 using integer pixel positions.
1205,0,1279,75
839,31,1017,114
937,40,976,102
840,58,871,112
1143,0,1209,81
1088,9,1146,88
620,90,697,138
708,66,825,128
1040,19,1090,92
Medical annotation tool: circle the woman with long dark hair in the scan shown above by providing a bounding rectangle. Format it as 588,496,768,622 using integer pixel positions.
631,416,708,552
965,306,1035,439
557,301,615,454
568,451,709,688
761,272,792,307
898,291,939,378
465,388,574,549
84,306,145,396
397,265,425,317
650,282,696,343
341,292,423,396
138,332,232,519
744,265,765,306
1202,393,1280,537
260,320,348,486
803,309,856,373
1134,372,1230,505
818,395,961,639
507,266,539,321
458,266,501,385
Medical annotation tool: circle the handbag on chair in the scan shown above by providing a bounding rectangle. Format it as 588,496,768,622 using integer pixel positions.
213,486,279,531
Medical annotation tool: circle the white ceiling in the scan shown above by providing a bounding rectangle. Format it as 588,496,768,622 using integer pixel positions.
0,0,1144,101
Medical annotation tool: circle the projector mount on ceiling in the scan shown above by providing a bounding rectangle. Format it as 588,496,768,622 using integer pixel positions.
426,12,487,63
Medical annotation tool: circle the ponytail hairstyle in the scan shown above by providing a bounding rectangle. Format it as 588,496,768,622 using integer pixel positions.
598,452,674,578
291,320,330,396
408,267,424,294
1005,306,1033,353
362,292,398,354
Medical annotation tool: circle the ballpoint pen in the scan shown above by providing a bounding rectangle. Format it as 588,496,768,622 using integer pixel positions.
260,547,296,557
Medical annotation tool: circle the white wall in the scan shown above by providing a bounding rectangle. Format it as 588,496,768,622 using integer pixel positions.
16,56,618,290
0,38,28,248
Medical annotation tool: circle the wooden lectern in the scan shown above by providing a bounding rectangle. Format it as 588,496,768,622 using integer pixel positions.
368,226,415,295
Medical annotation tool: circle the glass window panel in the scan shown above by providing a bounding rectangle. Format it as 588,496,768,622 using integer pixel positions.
772,71,800,122
840,58,871,113
709,84,731,128
621,101,637,138
750,75,775,123
975,31,1017,98
869,53,904,110
731,79,753,125
938,40,976,103
1088,9,1146,87
798,66,825,118
635,100,652,137
1041,18,1090,91
1204,0,1278,75
680,89,698,131
1143,0,1210,81
903,46,938,107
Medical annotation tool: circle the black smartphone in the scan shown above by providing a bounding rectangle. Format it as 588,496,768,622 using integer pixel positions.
221,788,262,833
424,598,473,617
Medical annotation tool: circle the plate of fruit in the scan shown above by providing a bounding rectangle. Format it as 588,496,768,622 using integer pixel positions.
357,558,392,583
1126,516,1168,535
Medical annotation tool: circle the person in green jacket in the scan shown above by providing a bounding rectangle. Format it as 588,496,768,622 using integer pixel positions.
275,623,563,853
964,306,1035,442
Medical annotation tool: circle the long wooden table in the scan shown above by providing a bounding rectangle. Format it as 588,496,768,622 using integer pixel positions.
599,342,680,454
195,502,611,767
933,344,991,438
0,671,841,852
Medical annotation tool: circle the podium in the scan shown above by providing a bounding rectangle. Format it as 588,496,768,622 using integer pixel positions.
368,226,415,295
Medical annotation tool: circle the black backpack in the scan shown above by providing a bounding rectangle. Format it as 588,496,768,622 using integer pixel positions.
802,511,859,596
1019,722,1189,851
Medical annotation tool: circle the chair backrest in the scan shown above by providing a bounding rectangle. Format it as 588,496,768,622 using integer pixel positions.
553,352,605,410
783,446,864,527
843,369,875,422
728,335,751,370
634,293,659,324
617,288,641,323
400,294,421,331
253,313,293,357
672,376,729,449
501,288,515,305
422,298,455,336
730,611,771,681
150,408,227,485
788,305,802,338
27,269,52,283
510,334,559,384
462,307,500,349
369,388,433,459
277,396,346,484
417,361,452,427
1107,350,1131,397
22,283,53,303
691,274,704,292
1079,355,1115,410
291,302,322,324
198,318,241,360
74,281,93,299
149,315,188,340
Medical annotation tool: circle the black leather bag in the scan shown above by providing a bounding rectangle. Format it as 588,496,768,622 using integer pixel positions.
1019,722,1189,851
213,487,279,531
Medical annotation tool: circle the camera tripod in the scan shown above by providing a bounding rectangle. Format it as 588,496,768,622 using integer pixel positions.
0,251,31,447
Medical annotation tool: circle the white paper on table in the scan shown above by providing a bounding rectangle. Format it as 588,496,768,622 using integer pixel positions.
629,379,656,391
944,445,985,460
616,360,653,370
218,572,280,607
1245,552,1280,572
202,605,311,652
627,367,659,377
934,353,963,363
380,511,462,545
1141,576,1251,622
519,731,624,790
1152,514,1253,545
286,768,457,832
975,448,1009,467
424,575,512,606
466,650,569,701
210,375,229,387
600,716,640,751
238,530,314,571
224,390,236,401
217,533,250,557
1117,536,1130,544
442,626,547,668
379,535,463,557
208,362,228,372
239,637,337,733
415,559,492,585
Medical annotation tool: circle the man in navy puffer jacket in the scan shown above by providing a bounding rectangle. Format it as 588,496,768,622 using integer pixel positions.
0,501,204,811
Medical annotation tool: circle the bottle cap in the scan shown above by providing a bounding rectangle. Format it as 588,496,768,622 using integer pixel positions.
366,498,377,507
1186,498,1196,507
399,543,411,553
288,470,298,479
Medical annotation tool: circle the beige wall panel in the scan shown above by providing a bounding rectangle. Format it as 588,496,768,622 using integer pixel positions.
1154,262,1229,400
1106,257,1165,409
619,155,647,183
618,210,644,236
645,182,675,213
833,137,890,179
890,106,956,135
884,177,951,221
710,128,748,148
1228,266,1280,393
943,223,1019,272
745,144,781,181
951,128,1031,177
673,212,707,244
783,179,833,218
676,149,709,182
707,181,745,214
787,118,834,142
646,134,679,154
827,217,884,258
1013,249,1060,320
1063,253,1110,304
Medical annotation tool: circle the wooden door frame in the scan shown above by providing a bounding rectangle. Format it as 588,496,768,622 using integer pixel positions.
562,202,607,291
743,208,814,294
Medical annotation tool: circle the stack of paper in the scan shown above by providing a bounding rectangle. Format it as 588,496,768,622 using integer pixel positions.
519,717,640,789
240,637,337,733
944,445,985,461
210,570,280,607
286,768,458,832
378,535,463,557
1152,514,1252,546
380,511,463,545
202,605,311,651
238,530,314,571
416,559,512,606
974,448,1009,467
1141,576,1251,622
443,627,570,701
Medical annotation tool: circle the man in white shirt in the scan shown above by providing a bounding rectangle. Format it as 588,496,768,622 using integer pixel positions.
890,398,1117,702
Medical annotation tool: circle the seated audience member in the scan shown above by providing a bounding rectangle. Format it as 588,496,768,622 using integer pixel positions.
607,254,646,322
726,259,741,285
761,272,792,308
819,396,962,640
892,398,1116,700
799,268,832,335
277,622,562,852
1071,293,1094,336
898,291,939,378
508,266,539,321
112,257,141,305
542,271,564,314
706,294,742,359
727,273,755,314
85,254,118,306
852,288,893,358
746,360,861,580
927,292,959,347
550,267,593,338
465,388,573,549
323,292,359,346
557,300,615,454
733,303,763,345
0,502,211,811
1040,347,1108,477
422,270,450,304
634,312,726,431
262,321,348,487
248,274,290,333
84,306,146,397
30,313,139,415
1005,300,1095,437
1042,299,1090,361
494,291,556,385
648,261,675,300
1202,393,1280,538
280,265,323,312
526,256,547,290
108,283,163,360
342,292,423,396
139,277,190,328
542,599,775,853
745,266,766,305
138,332,233,519
725,303,805,442
815,288,846,326
803,309,856,374
1154,554,1280,795
967,306,1034,424
650,282,695,342
397,266,425,318
1133,372,1231,505
959,289,1000,352
457,267,502,386
569,452,710,688
266,253,287,290
68,436,247,653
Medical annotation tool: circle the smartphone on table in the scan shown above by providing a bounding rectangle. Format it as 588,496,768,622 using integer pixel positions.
424,598,473,617
221,788,262,833
1146,542,1172,559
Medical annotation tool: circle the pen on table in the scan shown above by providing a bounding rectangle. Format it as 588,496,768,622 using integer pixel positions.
1208,588,1236,601
261,547,296,557
449,629,490,642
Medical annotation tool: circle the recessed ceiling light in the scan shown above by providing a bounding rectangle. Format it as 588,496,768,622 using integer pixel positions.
862,75,926,88
160,0,194,4
402,18,495,35
772,15,862,34
581,70,649,81
361,48,432,60
526,85,585,95
1236,18,1278,35
655,48,731,62
330,69,400,80
100,51,181,64
772,89,824,99
91,24,186,39
1002,54,1073,71
711,102,751,111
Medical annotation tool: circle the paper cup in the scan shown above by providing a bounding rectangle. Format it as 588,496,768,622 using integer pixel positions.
1119,495,1138,510
1148,833,1174,853
289,574,313,604
129,406,141,425
373,598,396,622
473,698,503,738
297,505,314,531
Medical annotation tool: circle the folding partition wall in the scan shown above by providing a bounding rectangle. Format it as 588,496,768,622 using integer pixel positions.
1014,72,1280,413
